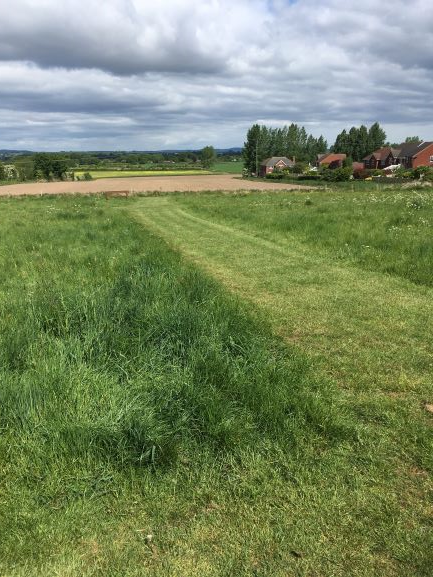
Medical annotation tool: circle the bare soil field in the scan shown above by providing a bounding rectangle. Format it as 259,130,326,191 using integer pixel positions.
0,174,309,197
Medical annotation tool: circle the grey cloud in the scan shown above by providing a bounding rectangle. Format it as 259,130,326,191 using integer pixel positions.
1,0,433,150
0,0,267,75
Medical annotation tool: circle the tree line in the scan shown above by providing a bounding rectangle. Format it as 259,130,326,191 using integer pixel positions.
331,122,387,161
242,124,327,175
0,147,222,182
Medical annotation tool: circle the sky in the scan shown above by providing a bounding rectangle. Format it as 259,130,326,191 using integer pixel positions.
0,0,432,151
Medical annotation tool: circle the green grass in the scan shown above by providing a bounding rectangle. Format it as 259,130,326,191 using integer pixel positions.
177,185,433,286
211,161,243,174
1,190,432,576
74,169,211,179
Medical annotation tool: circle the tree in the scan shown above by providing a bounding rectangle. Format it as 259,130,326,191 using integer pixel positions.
200,146,216,169
368,122,386,152
333,122,386,160
242,124,265,175
0,162,5,181
357,125,370,160
51,158,69,180
242,123,326,174
33,153,53,180
405,136,421,143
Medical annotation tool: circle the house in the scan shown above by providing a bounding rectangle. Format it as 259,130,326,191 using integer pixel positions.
363,141,433,169
259,157,294,176
316,153,346,169
363,146,398,169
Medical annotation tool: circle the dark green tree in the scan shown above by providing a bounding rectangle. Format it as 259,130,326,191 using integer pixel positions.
333,129,349,155
200,146,217,169
333,123,386,160
243,123,327,173
368,122,386,152
243,124,267,175
358,125,370,160
33,153,53,180
51,158,69,180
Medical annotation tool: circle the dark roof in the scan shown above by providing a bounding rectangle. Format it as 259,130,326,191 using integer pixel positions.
261,156,294,167
364,142,433,161
396,141,433,158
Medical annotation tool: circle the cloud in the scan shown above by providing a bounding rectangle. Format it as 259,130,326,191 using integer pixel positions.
0,0,269,75
0,0,432,150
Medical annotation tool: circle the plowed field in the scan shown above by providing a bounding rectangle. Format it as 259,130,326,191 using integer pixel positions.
0,174,309,196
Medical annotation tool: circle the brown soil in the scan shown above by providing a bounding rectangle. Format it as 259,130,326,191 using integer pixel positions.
0,175,310,197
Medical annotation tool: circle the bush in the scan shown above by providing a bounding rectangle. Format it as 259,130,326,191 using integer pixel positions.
83,172,93,181
353,169,370,180
321,167,353,182
413,166,433,180
265,172,284,180
291,162,307,174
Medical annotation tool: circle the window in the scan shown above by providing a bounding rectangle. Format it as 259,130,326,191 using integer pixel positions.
429,155,433,163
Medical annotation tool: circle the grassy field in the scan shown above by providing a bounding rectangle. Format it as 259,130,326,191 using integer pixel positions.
74,162,242,180
212,161,243,174
0,187,432,576
74,169,211,179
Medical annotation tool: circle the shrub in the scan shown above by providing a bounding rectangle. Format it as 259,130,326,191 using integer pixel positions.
291,162,307,174
83,172,93,181
265,172,284,180
353,169,369,180
413,166,433,180
393,166,414,179
322,167,353,182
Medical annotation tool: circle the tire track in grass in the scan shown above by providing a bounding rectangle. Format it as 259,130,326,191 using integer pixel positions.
129,197,433,396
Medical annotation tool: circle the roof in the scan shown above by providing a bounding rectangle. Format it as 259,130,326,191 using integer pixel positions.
261,156,294,167
364,146,396,161
396,141,433,158
318,153,346,164
364,142,433,161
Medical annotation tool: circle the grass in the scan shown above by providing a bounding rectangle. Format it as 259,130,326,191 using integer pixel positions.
0,189,432,575
211,161,243,174
74,169,211,179
177,185,433,286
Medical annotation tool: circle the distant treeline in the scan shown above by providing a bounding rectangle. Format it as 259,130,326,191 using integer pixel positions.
243,123,327,174
0,149,241,182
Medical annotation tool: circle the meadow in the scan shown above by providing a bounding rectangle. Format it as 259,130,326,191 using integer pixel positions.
73,162,242,180
211,161,243,174
0,186,432,576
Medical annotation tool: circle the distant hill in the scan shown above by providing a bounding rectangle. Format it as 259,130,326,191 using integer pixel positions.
0,149,33,158
0,147,242,156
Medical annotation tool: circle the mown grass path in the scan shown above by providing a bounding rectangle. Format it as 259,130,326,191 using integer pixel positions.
130,194,433,574
130,196,432,396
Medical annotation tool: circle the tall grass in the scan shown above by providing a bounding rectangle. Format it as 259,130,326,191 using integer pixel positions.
178,186,433,286
0,195,355,575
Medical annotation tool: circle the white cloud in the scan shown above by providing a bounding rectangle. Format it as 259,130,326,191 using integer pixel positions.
0,0,432,149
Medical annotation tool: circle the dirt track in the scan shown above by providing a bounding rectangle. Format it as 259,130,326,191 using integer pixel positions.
0,175,310,197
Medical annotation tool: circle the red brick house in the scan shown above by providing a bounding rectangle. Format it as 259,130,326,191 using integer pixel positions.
316,153,346,169
260,157,294,176
363,142,433,169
